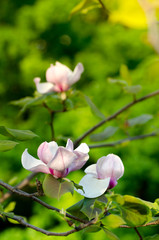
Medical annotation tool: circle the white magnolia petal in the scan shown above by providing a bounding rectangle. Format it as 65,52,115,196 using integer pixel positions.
84,164,97,176
48,147,77,171
21,149,50,174
48,141,59,158
55,61,72,74
75,143,89,154
68,152,89,173
66,139,74,152
96,154,124,180
69,63,84,85
34,78,54,94
76,174,110,198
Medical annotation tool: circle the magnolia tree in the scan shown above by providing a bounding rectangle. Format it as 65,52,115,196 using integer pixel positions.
0,62,159,240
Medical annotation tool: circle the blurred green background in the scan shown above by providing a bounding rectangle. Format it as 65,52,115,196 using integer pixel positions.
0,0,159,239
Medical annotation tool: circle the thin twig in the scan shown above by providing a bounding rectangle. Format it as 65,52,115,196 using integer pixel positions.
120,219,159,228
0,180,87,223
74,89,159,147
6,214,95,236
88,132,157,149
0,172,37,203
134,227,143,240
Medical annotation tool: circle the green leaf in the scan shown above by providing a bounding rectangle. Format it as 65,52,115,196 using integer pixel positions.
90,126,118,142
108,78,128,86
81,195,107,219
0,126,38,141
71,181,85,192
123,85,142,94
102,214,126,229
70,0,101,16
85,95,105,120
43,175,74,200
145,234,159,240
65,90,87,111
102,227,120,240
109,194,152,226
82,224,101,233
44,94,64,111
127,114,153,127
120,64,132,84
0,140,19,152
4,202,16,213
67,199,87,220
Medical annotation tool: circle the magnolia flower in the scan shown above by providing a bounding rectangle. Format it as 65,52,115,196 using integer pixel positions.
76,154,124,198
21,139,89,178
34,62,84,93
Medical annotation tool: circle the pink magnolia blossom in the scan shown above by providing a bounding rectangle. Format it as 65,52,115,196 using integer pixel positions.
21,139,89,178
34,62,84,93
76,154,124,198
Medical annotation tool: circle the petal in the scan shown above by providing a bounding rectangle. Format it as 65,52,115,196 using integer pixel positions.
46,64,68,84
96,154,124,180
34,78,54,94
55,61,72,75
21,149,50,174
66,139,74,152
37,141,58,164
48,147,77,172
75,143,89,154
68,151,89,173
76,174,110,198
68,63,84,85
84,164,97,177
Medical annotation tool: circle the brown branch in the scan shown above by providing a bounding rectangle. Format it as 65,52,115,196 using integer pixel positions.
0,172,37,203
0,180,87,223
134,227,143,240
88,132,157,149
74,89,159,147
6,214,95,236
120,219,159,228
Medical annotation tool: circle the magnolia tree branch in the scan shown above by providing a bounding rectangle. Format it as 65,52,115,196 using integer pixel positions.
0,172,37,203
88,132,158,149
74,89,159,147
0,180,87,223
134,227,143,240
6,214,95,236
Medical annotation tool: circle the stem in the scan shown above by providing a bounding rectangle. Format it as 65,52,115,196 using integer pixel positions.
0,172,37,203
88,132,157,149
134,227,143,240
74,89,159,147
50,111,55,141
0,180,87,223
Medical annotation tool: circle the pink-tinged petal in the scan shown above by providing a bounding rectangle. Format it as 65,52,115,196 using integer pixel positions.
37,141,58,164
34,78,54,94
49,168,68,178
76,174,110,198
55,61,72,75
108,179,118,189
66,139,74,152
67,151,89,173
68,63,84,85
48,147,77,172
21,149,50,174
84,164,97,177
96,154,124,180
46,64,68,84
75,143,89,154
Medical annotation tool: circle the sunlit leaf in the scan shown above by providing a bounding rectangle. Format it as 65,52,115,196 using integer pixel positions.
0,140,19,152
4,202,16,213
108,78,128,86
120,64,132,84
102,214,126,229
90,126,118,142
70,0,101,16
123,85,142,94
108,194,152,226
127,114,153,127
102,227,120,240
0,126,38,141
85,95,105,120
43,175,74,200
